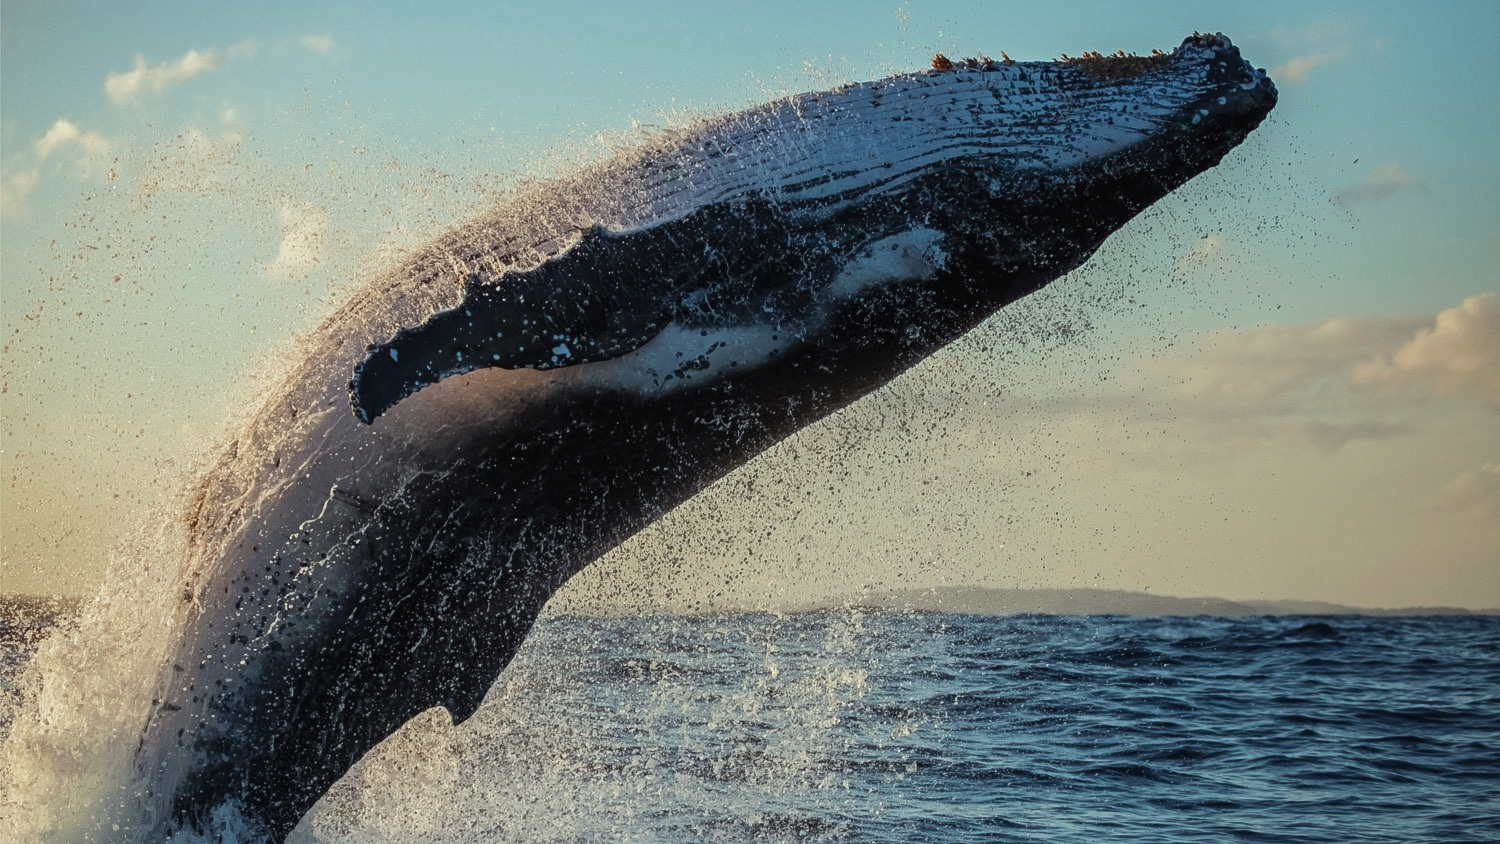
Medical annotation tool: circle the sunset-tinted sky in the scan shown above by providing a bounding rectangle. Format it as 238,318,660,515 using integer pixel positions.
2,1,1496,608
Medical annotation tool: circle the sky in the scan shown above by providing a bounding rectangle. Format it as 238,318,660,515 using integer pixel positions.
1,1,1497,609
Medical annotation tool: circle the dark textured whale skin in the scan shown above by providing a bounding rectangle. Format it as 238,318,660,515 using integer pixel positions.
132,35,1275,841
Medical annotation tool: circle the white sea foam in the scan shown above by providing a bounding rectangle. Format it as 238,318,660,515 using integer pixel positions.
0,500,201,842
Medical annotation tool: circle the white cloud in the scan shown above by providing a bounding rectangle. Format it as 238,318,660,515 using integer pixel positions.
1138,313,1424,406
226,39,258,60
1353,293,1500,405
266,202,327,280
0,169,40,218
105,49,225,105
3,119,112,216
32,118,110,167
1438,461,1500,519
301,35,335,55
1336,163,1430,207
1090,297,1498,454
1273,50,1347,83
1269,18,1362,83
34,119,81,158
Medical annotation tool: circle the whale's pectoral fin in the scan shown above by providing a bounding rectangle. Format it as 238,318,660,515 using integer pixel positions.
350,225,699,423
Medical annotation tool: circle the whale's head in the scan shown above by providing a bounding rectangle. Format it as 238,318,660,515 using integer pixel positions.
1002,32,1276,178
348,33,1276,424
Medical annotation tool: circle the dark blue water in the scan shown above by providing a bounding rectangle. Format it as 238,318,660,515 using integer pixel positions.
4,604,1497,842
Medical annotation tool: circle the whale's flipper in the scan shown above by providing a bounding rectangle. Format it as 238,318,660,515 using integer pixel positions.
352,203,811,423
351,225,689,422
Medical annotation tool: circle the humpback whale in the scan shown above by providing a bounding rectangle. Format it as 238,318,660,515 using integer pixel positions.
126,34,1275,841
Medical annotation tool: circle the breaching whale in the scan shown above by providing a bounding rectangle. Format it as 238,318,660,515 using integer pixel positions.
127,34,1275,841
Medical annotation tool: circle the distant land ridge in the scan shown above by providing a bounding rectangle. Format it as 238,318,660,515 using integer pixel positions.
808,587,1494,618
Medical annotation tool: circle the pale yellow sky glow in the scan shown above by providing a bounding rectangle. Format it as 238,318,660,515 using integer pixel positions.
2,2,1497,610
556,290,1500,612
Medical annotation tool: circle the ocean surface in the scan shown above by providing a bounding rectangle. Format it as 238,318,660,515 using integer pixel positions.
2,602,1497,843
